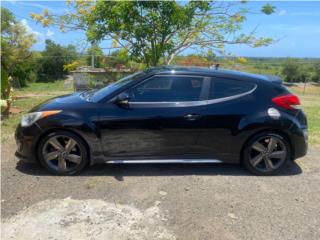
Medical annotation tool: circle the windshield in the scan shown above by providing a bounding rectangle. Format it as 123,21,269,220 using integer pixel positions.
84,71,145,102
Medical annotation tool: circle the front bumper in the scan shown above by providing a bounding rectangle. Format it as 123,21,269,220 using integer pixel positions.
15,123,43,163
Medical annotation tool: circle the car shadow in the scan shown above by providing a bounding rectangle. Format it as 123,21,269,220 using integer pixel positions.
16,160,302,179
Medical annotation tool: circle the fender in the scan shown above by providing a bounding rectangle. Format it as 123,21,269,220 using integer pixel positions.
237,108,307,160
36,111,104,165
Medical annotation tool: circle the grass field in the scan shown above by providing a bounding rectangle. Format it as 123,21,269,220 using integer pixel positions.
1,81,73,143
1,80,319,146
290,84,320,145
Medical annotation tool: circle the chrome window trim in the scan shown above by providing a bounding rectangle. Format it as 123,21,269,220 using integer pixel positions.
129,84,257,108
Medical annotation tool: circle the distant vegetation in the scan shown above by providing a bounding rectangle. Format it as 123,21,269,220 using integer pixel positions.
171,55,320,84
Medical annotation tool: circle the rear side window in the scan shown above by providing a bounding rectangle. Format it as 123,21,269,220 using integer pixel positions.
130,75,204,102
209,78,256,99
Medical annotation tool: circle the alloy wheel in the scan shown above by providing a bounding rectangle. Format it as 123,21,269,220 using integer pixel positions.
249,136,287,173
42,135,83,172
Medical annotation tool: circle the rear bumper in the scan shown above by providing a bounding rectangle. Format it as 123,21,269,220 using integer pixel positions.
15,123,43,163
289,110,308,160
289,127,308,160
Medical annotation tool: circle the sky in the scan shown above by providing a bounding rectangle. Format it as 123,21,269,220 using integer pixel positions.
2,0,320,58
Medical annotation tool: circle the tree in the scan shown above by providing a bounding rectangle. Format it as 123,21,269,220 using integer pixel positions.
1,7,36,113
281,59,299,82
206,50,216,62
173,54,209,67
31,1,275,66
37,39,78,81
311,63,320,83
11,52,40,87
280,58,313,83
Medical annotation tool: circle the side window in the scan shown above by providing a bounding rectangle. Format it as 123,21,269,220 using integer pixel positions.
130,76,204,102
209,78,256,99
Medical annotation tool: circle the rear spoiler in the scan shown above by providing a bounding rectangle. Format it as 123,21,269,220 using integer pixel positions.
263,74,283,85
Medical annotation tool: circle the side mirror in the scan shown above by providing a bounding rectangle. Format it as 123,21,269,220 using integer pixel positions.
115,92,130,108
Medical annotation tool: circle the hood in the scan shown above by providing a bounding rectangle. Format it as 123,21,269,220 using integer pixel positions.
30,92,91,112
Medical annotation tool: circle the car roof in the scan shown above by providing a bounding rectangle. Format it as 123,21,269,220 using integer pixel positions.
145,65,279,83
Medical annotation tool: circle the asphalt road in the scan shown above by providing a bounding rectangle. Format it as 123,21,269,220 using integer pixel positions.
1,136,320,240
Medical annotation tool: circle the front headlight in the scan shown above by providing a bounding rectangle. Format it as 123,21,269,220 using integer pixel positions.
21,110,61,127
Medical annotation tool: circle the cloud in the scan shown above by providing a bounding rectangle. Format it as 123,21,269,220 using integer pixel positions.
26,2,54,12
6,0,17,5
278,10,287,16
20,19,41,37
20,19,55,41
6,1,54,11
45,30,54,38
289,11,320,16
264,24,320,34
278,10,320,17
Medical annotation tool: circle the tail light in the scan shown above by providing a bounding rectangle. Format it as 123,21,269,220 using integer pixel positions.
272,94,301,110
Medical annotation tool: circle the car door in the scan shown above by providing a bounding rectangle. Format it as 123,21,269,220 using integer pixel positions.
98,75,210,159
196,77,258,162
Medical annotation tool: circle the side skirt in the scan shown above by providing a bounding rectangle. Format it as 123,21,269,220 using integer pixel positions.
105,159,223,164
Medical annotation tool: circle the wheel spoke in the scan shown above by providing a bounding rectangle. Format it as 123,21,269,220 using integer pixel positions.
250,153,264,167
67,154,81,164
65,138,77,153
250,136,286,172
252,142,267,153
44,151,59,161
43,135,83,172
264,157,274,170
267,137,277,152
58,158,67,171
48,137,64,150
268,151,285,159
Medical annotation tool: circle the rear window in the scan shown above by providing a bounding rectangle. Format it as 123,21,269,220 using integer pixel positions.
209,78,256,99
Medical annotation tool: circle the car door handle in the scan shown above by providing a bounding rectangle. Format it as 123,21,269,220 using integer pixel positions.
184,114,201,121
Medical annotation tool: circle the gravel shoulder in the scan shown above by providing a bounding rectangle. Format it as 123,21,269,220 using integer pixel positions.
1,135,320,240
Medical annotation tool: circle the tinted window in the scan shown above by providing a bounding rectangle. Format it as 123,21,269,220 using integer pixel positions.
90,71,146,102
209,78,256,99
130,76,204,102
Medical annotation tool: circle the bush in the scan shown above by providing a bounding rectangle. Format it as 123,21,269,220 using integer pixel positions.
36,40,78,82
280,58,316,83
311,63,320,83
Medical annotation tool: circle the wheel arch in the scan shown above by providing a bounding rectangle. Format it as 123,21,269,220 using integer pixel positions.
34,127,91,164
240,128,294,164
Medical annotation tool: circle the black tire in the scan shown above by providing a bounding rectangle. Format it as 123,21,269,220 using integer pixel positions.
37,131,89,175
243,132,291,176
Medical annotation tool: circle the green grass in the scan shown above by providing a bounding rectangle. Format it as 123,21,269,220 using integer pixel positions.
1,80,320,146
14,80,72,95
1,80,73,143
289,85,320,146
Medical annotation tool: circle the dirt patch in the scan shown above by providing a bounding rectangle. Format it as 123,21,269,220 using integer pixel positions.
9,107,22,114
1,198,175,240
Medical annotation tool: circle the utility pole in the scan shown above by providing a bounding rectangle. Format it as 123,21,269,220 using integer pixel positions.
91,54,94,68
91,42,96,68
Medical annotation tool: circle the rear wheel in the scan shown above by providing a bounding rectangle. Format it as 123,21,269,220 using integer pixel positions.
243,132,290,175
37,131,88,175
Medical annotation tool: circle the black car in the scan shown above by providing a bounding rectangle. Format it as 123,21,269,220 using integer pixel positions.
15,66,308,175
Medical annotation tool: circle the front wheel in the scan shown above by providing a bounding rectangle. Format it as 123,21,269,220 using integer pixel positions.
243,132,291,175
37,131,89,175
